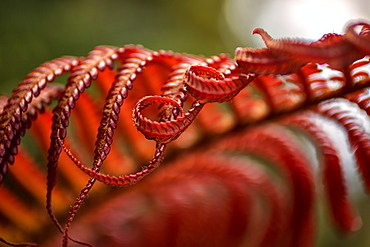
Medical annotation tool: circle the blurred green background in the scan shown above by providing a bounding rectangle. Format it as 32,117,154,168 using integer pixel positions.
0,0,234,95
1,0,370,246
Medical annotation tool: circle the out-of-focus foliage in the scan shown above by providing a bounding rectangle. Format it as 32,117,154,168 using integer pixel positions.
0,0,228,95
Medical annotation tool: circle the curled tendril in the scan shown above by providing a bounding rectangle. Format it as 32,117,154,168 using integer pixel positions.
184,65,252,103
57,129,167,187
133,95,203,144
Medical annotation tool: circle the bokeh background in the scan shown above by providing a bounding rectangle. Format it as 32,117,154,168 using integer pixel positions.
1,0,370,246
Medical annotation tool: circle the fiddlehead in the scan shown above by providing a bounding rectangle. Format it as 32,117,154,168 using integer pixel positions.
184,65,253,103
133,96,203,143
